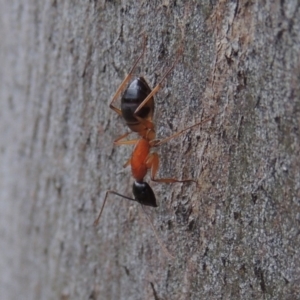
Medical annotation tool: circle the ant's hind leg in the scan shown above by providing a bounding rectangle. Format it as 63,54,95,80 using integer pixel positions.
150,116,214,147
134,47,183,115
146,153,196,184
109,36,148,115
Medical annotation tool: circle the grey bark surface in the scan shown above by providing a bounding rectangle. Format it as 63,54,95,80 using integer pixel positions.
1,1,299,299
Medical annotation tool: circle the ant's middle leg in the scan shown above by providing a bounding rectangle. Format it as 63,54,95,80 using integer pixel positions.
149,116,214,148
146,152,196,184
113,132,140,146
109,36,147,116
112,133,139,167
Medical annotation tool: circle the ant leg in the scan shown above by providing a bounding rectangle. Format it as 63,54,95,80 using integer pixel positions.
134,47,183,115
113,132,139,146
150,116,214,147
93,190,136,226
115,139,139,146
109,36,147,115
123,158,131,168
146,153,196,183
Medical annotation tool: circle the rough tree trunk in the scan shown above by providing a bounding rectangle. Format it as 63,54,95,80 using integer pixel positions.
1,1,299,299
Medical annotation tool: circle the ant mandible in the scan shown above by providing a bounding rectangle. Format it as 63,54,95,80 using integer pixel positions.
94,37,212,226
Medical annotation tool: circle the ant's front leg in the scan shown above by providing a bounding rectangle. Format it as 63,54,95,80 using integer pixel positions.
146,153,196,184
93,190,136,226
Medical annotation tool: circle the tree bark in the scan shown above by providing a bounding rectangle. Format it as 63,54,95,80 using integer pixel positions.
1,0,299,299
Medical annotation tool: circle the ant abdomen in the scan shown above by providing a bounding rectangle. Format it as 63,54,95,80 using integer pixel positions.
121,77,154,126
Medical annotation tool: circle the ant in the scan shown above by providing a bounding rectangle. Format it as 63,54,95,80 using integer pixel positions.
94,37,212,245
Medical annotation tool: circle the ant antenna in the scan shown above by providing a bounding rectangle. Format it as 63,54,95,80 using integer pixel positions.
140,205,175,260
94,191,176,260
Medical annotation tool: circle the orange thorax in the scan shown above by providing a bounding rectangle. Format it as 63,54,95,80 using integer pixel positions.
131,138,150,181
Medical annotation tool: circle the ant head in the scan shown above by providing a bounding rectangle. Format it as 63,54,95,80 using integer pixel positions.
132,181,157,207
